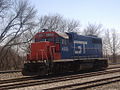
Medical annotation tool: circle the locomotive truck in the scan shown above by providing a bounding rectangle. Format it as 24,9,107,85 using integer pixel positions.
22,31,108,75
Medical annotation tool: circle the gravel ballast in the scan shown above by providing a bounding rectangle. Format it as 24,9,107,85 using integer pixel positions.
0,72,23,80
11,72,120,90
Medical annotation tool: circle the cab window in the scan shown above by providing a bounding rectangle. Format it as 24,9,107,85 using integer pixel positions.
35,38,54,42
61,39,68,45
55,38,60,43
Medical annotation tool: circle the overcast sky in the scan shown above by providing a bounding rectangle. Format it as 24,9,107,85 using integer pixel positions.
29,0,120,32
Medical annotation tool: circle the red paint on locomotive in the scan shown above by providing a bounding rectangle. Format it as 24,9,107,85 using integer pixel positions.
27,32,61,61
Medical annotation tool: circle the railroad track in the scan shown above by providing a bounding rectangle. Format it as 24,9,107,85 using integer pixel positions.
0,63,119,74
46,74,120,90
0,66,120,84
0,63,119,75
1,66,120,89
0,70,21,74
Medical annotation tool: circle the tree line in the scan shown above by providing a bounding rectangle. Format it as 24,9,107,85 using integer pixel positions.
0,0,119,70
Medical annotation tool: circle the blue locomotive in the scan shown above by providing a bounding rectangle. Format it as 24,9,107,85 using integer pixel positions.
60,32,102,59
22,31,108,75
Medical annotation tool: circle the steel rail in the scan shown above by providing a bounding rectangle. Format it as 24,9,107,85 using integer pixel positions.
0,70,21,74
0,62,119,74
46,75,120,90
1,67,120,89
0,65,119,85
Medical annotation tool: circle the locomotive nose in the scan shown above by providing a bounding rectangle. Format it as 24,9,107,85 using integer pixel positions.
27,42,54,61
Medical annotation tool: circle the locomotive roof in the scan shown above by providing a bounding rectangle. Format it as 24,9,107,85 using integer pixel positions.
56,31,69,39
35,31,101,39
68,32,101,39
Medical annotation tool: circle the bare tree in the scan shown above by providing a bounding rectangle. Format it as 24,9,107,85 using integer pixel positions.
103,29,120,63
38,14,80,32
38,14,63,31
0,0,36,70
0,0,11,18
83,23,102,36
66,19,80,32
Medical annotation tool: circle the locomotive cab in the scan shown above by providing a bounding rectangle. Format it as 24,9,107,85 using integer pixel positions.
22,31,70,75
27,31,67,61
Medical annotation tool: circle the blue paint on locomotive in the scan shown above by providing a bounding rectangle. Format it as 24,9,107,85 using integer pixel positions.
60,32,103,59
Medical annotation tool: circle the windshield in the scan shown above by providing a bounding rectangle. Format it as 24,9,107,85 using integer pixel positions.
35,38,54,42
